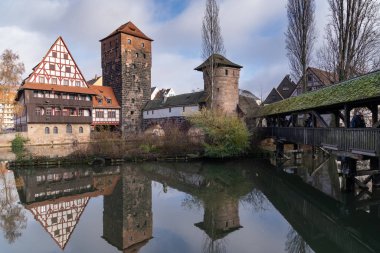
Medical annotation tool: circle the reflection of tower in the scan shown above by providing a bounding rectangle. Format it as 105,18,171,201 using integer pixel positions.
103,166,152,252
195,194,242,240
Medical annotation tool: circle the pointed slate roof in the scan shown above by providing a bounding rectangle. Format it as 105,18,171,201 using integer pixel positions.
195,54,242,71
100,21,153,41
263,88,284,105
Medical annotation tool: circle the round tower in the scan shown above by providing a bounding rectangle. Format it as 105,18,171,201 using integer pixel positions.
195,54,242,115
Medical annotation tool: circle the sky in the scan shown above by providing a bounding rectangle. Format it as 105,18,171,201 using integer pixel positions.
0,0,330,99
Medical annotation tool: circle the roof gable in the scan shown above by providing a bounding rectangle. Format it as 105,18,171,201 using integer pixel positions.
277,75,297,99
89,85,121,109
263,88,283,105
195,54,243,71
24,37,88,88
101,21,153,41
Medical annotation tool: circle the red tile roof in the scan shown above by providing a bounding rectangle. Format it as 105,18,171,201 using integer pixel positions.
88,85,121,109
100,21,153,42
16,82,97,101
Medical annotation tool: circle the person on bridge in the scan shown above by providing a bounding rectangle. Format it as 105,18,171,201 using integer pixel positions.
351,112,366,128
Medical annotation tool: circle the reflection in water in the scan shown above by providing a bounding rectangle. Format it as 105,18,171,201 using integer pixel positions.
103,166,153,253
4,157,380,252
0,168,27,244
13,166,120,249
285,228,314,253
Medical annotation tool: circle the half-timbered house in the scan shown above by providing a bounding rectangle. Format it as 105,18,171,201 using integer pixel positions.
89,85,121,130
15,37,96,144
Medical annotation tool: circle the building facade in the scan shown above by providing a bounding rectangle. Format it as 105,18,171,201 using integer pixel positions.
15,37,96,144
0,87,16,130
89,85,121,130
101,22,153,134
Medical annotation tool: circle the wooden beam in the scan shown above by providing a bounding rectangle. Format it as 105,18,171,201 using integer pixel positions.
311,111,328,128
344,105,351,128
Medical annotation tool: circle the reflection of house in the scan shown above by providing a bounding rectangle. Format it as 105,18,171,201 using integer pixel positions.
263,75,296,105
291,67,337,96
103,166,152,252
89,85,121,130
15,167,120,250
14,37,96,144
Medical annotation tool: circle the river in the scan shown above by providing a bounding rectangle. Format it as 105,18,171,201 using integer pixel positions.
0,156,379,253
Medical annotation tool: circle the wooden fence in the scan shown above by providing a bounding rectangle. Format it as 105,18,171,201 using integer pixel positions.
256,127,380,156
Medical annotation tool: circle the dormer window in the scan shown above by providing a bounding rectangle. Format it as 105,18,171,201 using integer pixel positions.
106,98,112,104
98,98,103,104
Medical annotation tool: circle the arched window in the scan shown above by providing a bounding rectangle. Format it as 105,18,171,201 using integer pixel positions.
79,126,83,134
45,127,50,134
53,127,58,134
66,124,72,134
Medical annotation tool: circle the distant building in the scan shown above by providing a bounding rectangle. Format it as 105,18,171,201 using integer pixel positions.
152,88,175,100
239,89,261,105
14,37,96,144
89,85,121,130
291,67,337,96
263,75,296,105
87,75,103,86
0,86,17,130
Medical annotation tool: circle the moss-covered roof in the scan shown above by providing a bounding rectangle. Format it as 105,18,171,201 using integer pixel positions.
255,70,380,117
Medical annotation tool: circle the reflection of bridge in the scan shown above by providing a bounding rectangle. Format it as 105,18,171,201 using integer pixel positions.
254,71,380,190
251,160,380,253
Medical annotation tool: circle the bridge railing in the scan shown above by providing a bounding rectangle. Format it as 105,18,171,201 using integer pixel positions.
256,127,380,156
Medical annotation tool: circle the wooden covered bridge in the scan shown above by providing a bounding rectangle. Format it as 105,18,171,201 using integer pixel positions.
254,70,380,190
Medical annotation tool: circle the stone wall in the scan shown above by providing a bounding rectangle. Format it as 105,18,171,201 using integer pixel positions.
204,67,240,115
143,116,190,132
27,124,90,145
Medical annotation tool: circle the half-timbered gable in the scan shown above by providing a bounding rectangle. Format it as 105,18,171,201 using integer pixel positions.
26,37,88,88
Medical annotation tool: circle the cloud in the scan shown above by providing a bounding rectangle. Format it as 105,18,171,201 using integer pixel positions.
0,0,330,97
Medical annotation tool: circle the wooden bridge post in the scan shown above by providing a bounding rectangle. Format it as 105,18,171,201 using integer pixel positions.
276,140,284,159
370,158,380,187
341,157,357,192
344,104,351,128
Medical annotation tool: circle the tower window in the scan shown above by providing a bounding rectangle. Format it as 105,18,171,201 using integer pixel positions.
66,124,72,133
142,42,145,48
128,39,131,44
131,98,135,103
225,69,229,76
53,127,58,134
45,127,50,134
143,54,146,59
131,111,134,115
135,53,139,58
79,126,83,133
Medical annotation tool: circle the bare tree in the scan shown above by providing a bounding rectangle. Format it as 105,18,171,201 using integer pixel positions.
285,0,316,94
201,0,226,109
318,0,380,81
0,50,24,132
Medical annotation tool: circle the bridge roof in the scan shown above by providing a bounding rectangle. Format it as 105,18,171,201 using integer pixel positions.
255,70,380,117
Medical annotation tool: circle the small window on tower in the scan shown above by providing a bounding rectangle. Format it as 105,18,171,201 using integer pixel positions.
135,53,139,58
52,52,57,58
128,39,132,44
66,67,71,73
131,98,135,103
131,111,134,115
49,64,55,70
143,54,146,59
225,69,228,76
142,42,145,48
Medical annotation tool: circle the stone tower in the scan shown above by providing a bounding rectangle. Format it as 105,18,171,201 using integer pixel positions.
195,54,242,115
100,22,153,134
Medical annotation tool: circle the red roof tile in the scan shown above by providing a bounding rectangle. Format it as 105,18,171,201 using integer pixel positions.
100,21,153,42
88,85,121,109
